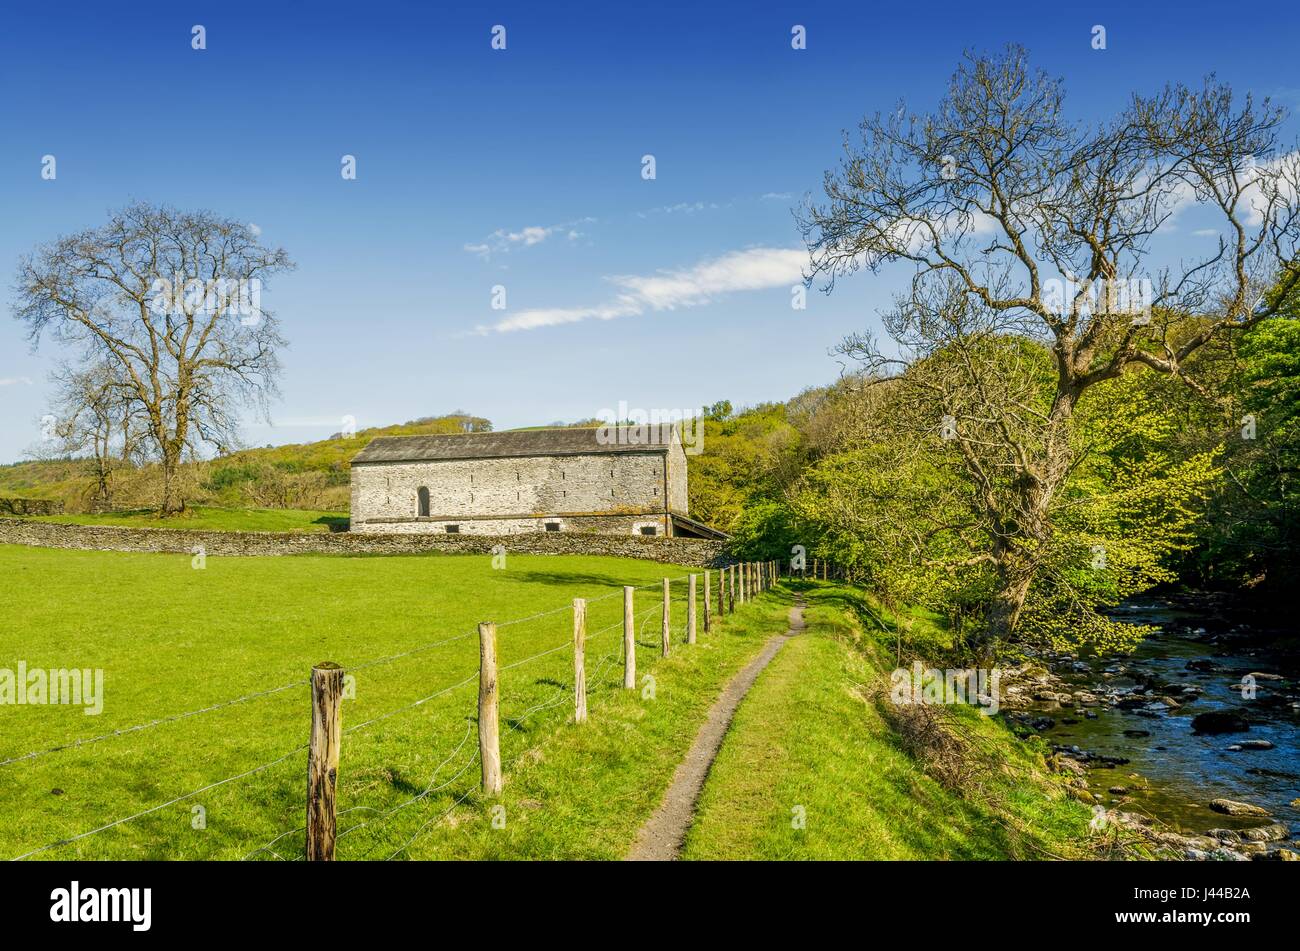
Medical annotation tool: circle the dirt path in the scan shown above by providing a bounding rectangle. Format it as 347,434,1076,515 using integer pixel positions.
625,599,806,861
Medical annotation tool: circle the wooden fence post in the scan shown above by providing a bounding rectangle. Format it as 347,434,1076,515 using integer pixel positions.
623,585,635,689
573,598,587,724
661,578,671,657
306,661,344,862
703,570,712,633
688,574,697,645
728,565,735,613
740,561,747,603
478,622,502,796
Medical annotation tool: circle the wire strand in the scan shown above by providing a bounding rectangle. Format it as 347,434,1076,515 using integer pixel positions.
9,743,308,862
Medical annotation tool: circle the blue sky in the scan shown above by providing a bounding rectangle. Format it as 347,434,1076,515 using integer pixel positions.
2,0,1299,463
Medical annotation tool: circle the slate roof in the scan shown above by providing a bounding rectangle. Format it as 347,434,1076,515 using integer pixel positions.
351,426,676,464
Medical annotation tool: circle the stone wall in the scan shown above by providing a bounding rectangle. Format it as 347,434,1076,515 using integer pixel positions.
0,517,727,566
353,513,670,536
0,497,63,516
351,451,672,527
666,437,689,515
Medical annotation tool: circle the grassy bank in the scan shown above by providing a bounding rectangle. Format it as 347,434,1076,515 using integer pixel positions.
683,582,1092,860
0,544,786,860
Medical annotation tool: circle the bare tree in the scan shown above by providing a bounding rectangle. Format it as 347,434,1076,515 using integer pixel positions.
800,47,1300,652
45,360,146,508
14,203,294,513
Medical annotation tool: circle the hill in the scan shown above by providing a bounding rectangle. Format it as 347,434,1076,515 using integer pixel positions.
0,413,492,514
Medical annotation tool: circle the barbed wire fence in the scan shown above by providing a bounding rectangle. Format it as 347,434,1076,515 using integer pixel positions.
4,559,785,862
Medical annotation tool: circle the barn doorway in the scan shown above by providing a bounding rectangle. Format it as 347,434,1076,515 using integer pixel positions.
417,486,430,517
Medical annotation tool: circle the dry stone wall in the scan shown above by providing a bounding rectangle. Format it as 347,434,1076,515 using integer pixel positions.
0,517,726,567
0,498,63,516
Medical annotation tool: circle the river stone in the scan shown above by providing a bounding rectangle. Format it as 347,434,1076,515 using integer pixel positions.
1192,711,1250,734
1238,740,1275,750
1209,798,1272,817
1241,822,1290,843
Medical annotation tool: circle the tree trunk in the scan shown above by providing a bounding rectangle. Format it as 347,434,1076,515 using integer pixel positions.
981,555,1037,662
159,442,185,515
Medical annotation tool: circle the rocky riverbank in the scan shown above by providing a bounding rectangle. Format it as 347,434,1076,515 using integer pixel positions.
995,598,1300,860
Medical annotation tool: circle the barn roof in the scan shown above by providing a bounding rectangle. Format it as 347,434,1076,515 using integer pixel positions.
351,426,677,464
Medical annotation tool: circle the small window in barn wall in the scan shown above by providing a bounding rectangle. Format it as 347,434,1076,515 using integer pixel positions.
640,526,657,536
445,524,460,534
417,486,430,517
544,522,561,532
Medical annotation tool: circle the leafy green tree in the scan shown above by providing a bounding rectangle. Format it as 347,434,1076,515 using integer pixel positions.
798,48,1300,651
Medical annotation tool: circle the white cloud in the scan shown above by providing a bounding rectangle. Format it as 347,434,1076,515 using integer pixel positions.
477,246,806,334
465,217,595,258
0,377,33,387
1157,151,1300,230
1192,228,1219,237
635,201,724,219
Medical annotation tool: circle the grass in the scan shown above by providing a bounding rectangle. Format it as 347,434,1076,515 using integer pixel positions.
27,506,348,533
682,582,1092,860
2,547,1093,862
0,544,784,860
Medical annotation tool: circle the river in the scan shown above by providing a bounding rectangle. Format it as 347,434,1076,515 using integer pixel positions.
1033,594,1299,837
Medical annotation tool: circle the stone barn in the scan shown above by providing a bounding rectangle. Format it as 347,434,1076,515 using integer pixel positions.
349,426,724,538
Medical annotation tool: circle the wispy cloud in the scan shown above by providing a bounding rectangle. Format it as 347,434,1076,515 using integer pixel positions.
465,218,594,258
635,200,724,219
475,246,806,334
0,377,34,387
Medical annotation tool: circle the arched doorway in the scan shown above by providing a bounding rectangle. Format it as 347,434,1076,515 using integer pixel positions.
417,486,430,517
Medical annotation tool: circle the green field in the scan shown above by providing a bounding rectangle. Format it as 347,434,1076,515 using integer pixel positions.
683,584,1091,860
0,545,1091,861
0,544,784,860
26,506,347,533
